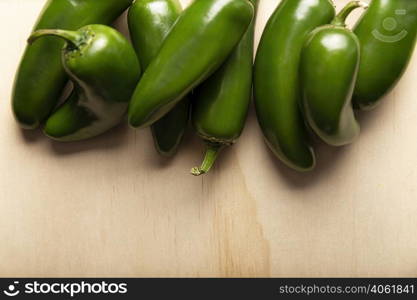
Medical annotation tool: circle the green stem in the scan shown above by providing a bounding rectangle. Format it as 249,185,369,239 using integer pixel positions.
191,143,225,176
28,29,82,48
332,1,368,27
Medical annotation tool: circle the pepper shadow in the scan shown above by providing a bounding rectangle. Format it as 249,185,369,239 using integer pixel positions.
355,93,392,132
143,121,201,169
265,138,352,189
247,90,351,186
48,121,130,155
113,11,129,39
242,102,350,188
18,126,44,144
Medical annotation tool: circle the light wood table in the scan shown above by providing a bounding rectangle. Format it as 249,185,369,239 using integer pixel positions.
1,0,416,277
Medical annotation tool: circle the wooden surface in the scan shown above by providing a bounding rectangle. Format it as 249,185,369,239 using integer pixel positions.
1,0,417,277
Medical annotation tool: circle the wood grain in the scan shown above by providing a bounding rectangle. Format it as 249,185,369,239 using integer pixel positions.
0,0,416,277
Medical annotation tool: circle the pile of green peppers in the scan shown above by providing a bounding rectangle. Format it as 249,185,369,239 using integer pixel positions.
255,0,417,171
11,0,417,174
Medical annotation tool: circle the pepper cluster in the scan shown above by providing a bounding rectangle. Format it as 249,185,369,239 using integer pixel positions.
11,0,417,174
256,0,417,172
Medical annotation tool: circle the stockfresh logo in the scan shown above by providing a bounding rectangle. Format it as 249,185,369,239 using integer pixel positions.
3,281,20,297
372,9,409,43
2,280,128,298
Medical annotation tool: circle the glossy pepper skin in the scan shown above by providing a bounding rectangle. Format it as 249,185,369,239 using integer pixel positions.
254,0,335,172
190,0,257,176
128,0,190,157
28,25,141,142
12,0,133,130
128,0,254,129
353,0,417,110
300,1,366,146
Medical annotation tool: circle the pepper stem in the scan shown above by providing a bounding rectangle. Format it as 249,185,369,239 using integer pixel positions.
191,143,224,176
28,29,82,48
332,1,368,27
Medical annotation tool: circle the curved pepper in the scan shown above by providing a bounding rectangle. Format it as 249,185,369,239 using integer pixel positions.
254,0,335,172
28,25,141,142
128,0,254,129
300,1,367,146
190,0,258,176
128,0,190,157
12,0,133,130
353,0,417,110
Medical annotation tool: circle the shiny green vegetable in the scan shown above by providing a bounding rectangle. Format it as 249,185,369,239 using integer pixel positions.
128,0,190,157
12,0,133,130
28,25,141,142
254,0,335,171
128,0,254,129
190,0,257,176
300,1,366,146
353,0,417,110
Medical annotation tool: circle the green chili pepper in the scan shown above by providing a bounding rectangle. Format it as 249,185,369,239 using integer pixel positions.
128,0,254,129
190,0,257,176
353,0,417,110
12,0,133,130
28,25,141,142
299,1,367,146
254,0,335,172
128,0,190,157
